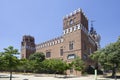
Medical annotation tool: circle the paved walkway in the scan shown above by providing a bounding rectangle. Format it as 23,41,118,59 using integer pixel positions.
0,72,119,80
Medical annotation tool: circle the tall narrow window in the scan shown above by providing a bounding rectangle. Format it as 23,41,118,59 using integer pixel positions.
69,19,73,25
60,49,63,56
89,48,92,55
83,41,87,50
83,54,87,61
69,41,74,50
46,52,51,58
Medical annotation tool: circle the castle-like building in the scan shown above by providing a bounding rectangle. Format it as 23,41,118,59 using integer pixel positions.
21,8,101,75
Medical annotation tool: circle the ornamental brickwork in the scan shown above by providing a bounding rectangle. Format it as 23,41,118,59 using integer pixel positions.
21,8,100,76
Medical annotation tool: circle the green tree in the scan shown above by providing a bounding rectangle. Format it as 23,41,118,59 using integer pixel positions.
18,59,32,73
0,52,5,70
72,56,85,75
42,59,69,74
90,49,108,74
29,52,45,73
52,59,68,74
90,50,104,69
106,38,120,77
29,52,45,62
90,36,120,77
2,46,19,80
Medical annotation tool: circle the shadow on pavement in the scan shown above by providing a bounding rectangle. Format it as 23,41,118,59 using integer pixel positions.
106,76,120,79
54,75,80,79
0,75,17,78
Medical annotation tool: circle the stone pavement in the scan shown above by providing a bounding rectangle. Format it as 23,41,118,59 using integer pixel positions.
0,72,119,80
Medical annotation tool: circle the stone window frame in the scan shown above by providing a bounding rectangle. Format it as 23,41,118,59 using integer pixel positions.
69,41,74,50
46,52,51,58
67,54,76,60
60,48,63,56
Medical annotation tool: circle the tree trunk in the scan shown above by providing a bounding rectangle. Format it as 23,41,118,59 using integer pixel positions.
55,72,57,77
24,70,26,73
76,70,77,76
95,63,98,70
10,70,12,80
112,67,115,77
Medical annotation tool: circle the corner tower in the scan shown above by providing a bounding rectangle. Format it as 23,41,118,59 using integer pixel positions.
63,8,89,61
21,35,36,59
63,9,93,75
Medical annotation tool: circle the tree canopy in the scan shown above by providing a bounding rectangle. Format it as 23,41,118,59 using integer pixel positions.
72,56,85,75
28,52,45,73
1,46,19,80
42,58,68,74
90,36,120,77
29,52,45,62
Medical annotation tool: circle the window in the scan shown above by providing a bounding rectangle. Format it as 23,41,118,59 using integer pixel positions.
83,41,87,50
67,54,76,59
46,52,51,58
60,49,63,56
69,41,74,50
89,48,92,55
83,54,87,60
69,19,73,25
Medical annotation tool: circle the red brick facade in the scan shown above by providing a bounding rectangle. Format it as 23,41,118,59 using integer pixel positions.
21,8,100,76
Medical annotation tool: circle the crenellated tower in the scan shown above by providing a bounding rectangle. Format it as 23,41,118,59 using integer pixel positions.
63,8,89,61
62,9,89,75
21,35,36,59
63,8,88,31
62,9,99,75
20,8,100,76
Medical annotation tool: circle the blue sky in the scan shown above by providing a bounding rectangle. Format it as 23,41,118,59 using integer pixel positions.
0,0,120,53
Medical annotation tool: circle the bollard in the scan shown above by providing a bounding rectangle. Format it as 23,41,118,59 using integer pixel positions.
95,69,97,80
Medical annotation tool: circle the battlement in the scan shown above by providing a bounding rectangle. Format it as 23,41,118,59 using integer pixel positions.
36,36,63,49
22,35,35,42
63,8,88,20
63,8,88,31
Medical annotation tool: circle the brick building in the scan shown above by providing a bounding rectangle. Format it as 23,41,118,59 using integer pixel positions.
21,8,101,76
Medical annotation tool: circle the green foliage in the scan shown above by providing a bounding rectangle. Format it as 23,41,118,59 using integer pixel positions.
72,56,85,72
28,52,45,73
0,46,19,80
3,46,19,70
0,52,6,70
90,36,120,77
42,59,68,74
17,59,32,72
29,52,45,62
